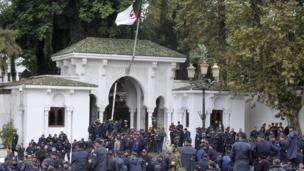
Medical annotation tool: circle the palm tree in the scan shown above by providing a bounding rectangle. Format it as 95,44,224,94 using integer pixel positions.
0,28,22,81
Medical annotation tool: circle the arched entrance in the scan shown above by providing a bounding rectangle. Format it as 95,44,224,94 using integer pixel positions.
104,76,144,129
89,94,98,123
152,96,166,129
104,83,130,124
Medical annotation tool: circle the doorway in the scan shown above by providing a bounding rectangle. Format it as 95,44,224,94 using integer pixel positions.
210,110,223,129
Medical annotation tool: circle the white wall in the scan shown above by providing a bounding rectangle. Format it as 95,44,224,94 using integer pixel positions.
173,90,293,139
57,57,178,130
22,88,90,145
246,101,287,130
0,93,11,146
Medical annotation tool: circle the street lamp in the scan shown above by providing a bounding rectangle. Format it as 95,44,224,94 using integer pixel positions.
187,60,220,129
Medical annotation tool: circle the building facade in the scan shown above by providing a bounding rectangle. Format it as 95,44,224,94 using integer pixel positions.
0,37,300,145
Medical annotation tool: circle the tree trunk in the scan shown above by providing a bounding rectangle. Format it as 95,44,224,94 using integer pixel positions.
10,56,16,81
288,111,302,135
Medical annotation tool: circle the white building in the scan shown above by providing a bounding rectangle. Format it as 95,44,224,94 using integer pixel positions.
0,57,27,83
0,37,299,145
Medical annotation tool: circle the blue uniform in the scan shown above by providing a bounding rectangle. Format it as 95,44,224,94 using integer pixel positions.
178,145,196,171
230,140,253,171
287,131,298,160
127,156,143,171
196,148,206,164
255,140,278,159
91,147,108,171
114,157,128,171
71,150,89,171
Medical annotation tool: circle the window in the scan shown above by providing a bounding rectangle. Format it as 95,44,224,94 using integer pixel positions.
49,107,65,127
186,110,189,127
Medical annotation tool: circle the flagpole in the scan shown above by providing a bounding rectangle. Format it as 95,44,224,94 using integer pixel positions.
111,82,118,120
126,0,141,74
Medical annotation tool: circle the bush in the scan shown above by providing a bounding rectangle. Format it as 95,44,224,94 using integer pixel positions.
0,122,15,148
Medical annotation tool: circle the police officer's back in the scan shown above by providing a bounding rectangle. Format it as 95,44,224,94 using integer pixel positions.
230,133,253,171
255,133,278,160
127,152,144,171
178,139,196,171
90,139,108,171
71,143,89,171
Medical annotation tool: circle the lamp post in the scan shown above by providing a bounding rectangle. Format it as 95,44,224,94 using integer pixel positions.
187,60,220,129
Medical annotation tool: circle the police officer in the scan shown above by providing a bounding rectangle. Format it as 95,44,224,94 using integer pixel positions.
287,126,298,167
90,139,108,171
113,152,128,171
12,130,19,154
254,133,278,161
195,128,202,150
151,155,167,171
127,151,144,171
178,139,196,171
71,143,89,171
230,133,253,171
141,149,152,171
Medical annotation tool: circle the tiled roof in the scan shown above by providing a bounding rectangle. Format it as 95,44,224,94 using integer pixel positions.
52,37,186,58
0,75,97,87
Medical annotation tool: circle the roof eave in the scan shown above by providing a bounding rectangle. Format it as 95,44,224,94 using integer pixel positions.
51,52,186,63
4,84,97,90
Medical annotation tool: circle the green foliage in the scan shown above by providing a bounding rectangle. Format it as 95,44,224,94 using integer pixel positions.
189,43,208,63
0,0,10,14
0,28,22,80
175,0,227,81
140,0,179,49
175,0,225,58
0,28,22,57
225,0,304,129
79,0,118,22
0,0,134,74
176,0,304,130
0,122,15,148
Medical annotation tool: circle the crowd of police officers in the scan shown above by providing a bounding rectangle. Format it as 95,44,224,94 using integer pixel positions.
1,119,304,171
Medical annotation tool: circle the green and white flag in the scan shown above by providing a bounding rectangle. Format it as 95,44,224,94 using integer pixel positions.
115,0,141,26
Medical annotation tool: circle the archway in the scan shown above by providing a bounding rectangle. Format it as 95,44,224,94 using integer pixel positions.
104,76,144,129
89,94,98,123
152,96,165,129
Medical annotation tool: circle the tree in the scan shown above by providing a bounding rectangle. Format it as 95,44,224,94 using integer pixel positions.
0,28,22,81
175,0,227,81
226,0,304,131
140,0,187,79
141,0,179,49
0,0,133,74
0,122,15,148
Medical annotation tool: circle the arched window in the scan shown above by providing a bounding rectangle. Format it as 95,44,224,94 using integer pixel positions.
186,110,190,127
49,107,65,127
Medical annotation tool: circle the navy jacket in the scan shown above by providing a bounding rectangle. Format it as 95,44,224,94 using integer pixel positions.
71,150,89,171
230,140,253,171
91,147,108,171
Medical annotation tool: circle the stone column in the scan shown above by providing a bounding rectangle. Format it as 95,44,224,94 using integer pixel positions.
16,72,19,81
3,72,7,82
18,108,24,144
147,108,154,128
165,108,172,136
66,107,73,140
44,107,50,136
129,108,136,129
98,108,104,123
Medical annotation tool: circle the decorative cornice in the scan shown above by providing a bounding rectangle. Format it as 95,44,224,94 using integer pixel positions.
52,52,186,63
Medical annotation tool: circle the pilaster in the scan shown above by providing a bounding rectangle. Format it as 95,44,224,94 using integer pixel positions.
44,106,51,136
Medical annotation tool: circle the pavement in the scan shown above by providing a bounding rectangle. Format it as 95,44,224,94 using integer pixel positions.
0,149,6,163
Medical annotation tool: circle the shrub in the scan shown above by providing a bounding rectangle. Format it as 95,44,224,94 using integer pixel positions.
0,122,15,148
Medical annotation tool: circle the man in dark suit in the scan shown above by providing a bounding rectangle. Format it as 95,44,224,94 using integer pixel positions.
230,133,253,171
11,130,19,154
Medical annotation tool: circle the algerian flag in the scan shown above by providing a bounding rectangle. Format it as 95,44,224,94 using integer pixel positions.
115,0,141,26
